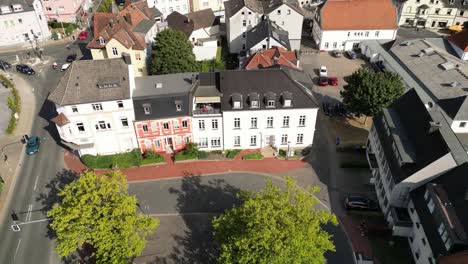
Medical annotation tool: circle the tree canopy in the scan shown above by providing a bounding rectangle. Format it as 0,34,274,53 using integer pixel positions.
340,68,404,117
212,178,337,264
150,28,198,75
48,170,158,264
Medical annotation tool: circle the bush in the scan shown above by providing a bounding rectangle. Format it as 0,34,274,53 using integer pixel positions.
51,31,59,40
225,149,242,159
242,153,264,160
211,150,223,155
98,0,113,12
197,151,209,159
279,149,287,158
142,150,165,165
65,24,75,35
81,149,143,169
175,151,197,161
47,21,78,29
1,74,20,134
339,160,370,168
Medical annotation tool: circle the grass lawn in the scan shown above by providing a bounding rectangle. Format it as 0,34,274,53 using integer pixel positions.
81,149,165,169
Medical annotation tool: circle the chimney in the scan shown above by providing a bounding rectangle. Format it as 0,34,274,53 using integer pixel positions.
273,56,279,65
122,53,132,65
125,13,132,25
124,0,132,8
185,17,190,23
428,121,441,134
109,19,115,29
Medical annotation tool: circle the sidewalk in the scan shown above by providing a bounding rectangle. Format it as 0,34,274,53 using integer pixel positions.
0,34,75,54
64,150,308,182
339,215,378,264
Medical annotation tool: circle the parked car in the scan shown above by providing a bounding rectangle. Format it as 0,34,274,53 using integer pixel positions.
16,64,35,75
66,54,77,62
344,195,378,211
319,76,329,86
77,31,89,40
346,50,357,59
328,77,338,86
0,60,12,70
332,50,342,58
319,66,328,76
25,136,40,155
61,63,71,72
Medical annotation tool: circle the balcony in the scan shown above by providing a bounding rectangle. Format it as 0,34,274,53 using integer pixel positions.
389,206,413,237
193,103,221,116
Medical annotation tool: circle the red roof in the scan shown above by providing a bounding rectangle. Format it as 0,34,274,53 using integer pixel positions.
51,113,70,127
244,47,299,70
321,0,398,31
448,29,468,52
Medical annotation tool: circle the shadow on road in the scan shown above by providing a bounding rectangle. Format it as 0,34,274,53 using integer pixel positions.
147,173,241,264
38,97,73,151
35,169,79,239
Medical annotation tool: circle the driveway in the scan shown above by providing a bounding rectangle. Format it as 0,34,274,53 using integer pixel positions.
129,173,354,264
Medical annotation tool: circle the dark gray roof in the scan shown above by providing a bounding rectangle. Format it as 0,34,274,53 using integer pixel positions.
224,0,303,18
48,59,130,106
133,19,157,34
442,0,468,9
246,19,290,51
373,89,468,183
133,94,190,121
133,73,197,98
167,9,218,38
0,0,34,14
411,162,468,257
209,68,317,111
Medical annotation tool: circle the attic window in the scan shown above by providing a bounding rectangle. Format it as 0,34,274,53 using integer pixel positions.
284,99,291,107
265,92,276,108
249,92,260,108
282,91,293,107
97,82,119,89
98,37,106,45
143,104,151,115
232,93,242,109
175,100,182,111
155,83,162,88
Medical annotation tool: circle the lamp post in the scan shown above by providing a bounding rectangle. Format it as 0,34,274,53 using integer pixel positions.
55,9,66,36
287,141,291,160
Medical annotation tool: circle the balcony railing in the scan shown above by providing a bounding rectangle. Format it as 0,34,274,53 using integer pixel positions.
193,108,221,115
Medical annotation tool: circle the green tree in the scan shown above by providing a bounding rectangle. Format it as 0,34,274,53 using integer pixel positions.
340,68,404,118
48,170,158,263
150,28,198,74
212,178,337,264
98,0,112,12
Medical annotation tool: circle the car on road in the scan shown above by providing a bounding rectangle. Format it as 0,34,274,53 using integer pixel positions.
332,50,342,58
319,66,328,76
0,60,12,70
344,195,378,211
66,54,77,62
16,64,35,75
61,63,71,72
77,31,89,40
346,50,357,59
319,76,329,86
25,136,40,155
328,77,338,86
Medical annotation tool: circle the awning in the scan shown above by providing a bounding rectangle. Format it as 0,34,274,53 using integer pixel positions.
449,25,464,32
195,97,221,103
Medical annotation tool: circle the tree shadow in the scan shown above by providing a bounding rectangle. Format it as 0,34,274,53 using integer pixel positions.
147,173,242,264
35,169,79,239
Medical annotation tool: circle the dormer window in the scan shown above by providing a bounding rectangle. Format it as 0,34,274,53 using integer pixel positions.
282,91,293,107
175,100,182,111
249,92,260,108
267,100,275,107
232,93,242,109
234,101,241,108
251,101,259,108
98,37,106,45
265,92,276,108
143,104,151,115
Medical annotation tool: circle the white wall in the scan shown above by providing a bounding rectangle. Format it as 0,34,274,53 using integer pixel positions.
146,0,190,17
192,115,224,150
452,120,468,132
318,29,397,51
267,5,303,50
407,200,436,264
248,37,286,55
454,9,468,25
193,44,217,60
399,0,457,28
222,108,317,150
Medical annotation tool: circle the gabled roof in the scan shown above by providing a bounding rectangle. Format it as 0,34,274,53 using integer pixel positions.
246,19,290,51
224,0,303,18
320,0,398,31
166,9,219,38
244,46,298,70
48,58,131,106
448,29,468,52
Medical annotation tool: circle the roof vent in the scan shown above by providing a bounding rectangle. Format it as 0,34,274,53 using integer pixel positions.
422,48,435,55
428,121,442,134
401,41,413,46
417,52,425,57
450,81,459,87
155,83,162,88
425,101,434,109
440,62,455,71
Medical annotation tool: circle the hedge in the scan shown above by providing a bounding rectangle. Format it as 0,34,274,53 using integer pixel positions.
175,152,197,161
225,149,242,159
141,150,165,165
47,21,79,29
242,153,264,160
1,74,20,134
81,149,145,169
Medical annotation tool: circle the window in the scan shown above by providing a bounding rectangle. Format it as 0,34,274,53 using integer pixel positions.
461,11,465,16
199,120,205,130
112,47,118,56
18,18,22,23
234,136,240,146
375,31,380,37
142,124,149,132
250,135,257,146
182,120,188,128
135,53,141,60
416,222,420,229
333,42,337,48
92,103,103,111
267,100,275,107
233,101,241,109
251,117,257,128
299,115,306,126
184,136,190,144
251,100,259,108
117,101,124,108
176,103,182,111
365,31,369,37
211,137,221,147
212,119,218,129
143,105,150,114
281,134,288,145
242,43,246,50
155,140,160,148
347,32,350,37
267,117,273,128
199,138,208,148
151,122,157,132
283,99,291,107
447,9,452,15
277,10,281,15
422,238,426,246
287,9,291,15
324,42,329,48
406,6,411,13
76,122,85,132
427,198,435,213
163,122,170,130
297,134,304,144
450,0,455,3
71,106,78,113
282,116,290,127
460,122,467,127
435,8,440,14
234,118,240,129
242,32,246,38
121,118,129,128
169,7,173,12
174,120,179,128
95,121,110,131
98,37,105,45
242,20,246,26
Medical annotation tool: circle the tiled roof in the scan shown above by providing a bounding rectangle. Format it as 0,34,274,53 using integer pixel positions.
51,113,70,127
244,46,298,70
166,9,219,38
48,58,131,106
320,0,398,30
224,0,303,18
246,19,291,51
448,29,468,52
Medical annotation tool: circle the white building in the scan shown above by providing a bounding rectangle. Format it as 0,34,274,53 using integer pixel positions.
216,67,318,151
224,0,304,54
166,9,220,61
146,0,190,17
0,0,50,47
398,0,468,28
312,0,397,51
49,56,139,156
242,19,290,57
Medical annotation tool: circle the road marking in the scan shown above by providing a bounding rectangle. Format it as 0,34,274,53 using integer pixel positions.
26,204,32,222
33,174,39,191
14,239,21,259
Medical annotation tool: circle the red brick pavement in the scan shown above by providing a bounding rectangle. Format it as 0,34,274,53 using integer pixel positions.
64,150,307,182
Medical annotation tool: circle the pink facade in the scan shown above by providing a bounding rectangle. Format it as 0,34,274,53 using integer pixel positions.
41,0,85,23
134,116,193,153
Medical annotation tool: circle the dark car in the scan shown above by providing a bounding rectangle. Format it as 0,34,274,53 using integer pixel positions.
332,50,342,58
344,196,378,211
16,64,35,75
328,77,338,86
0,60,12,70
319,76,329,86
66,54,77,62
346,50,357,59
25,136,40,155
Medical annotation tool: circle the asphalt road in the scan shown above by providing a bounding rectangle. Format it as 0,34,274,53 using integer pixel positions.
129,173,355,264
0,42,84,264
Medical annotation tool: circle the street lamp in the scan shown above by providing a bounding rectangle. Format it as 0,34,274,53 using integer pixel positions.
287,141,291,160
55,9,66,36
